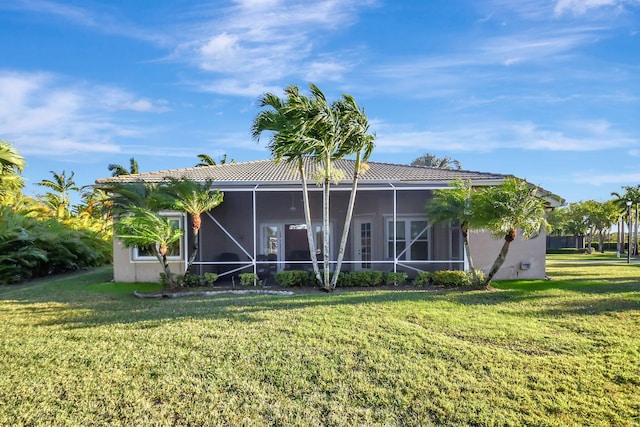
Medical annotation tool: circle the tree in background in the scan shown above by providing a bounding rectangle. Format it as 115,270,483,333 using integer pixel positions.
425,179,479,283
582,200,619,253
471,177,549,288
36,170,79,220
0,140,26,206
0,145,111,285
108,157,140,177
195,153,234,167
411,153,461,170
547,202,589,250
611,186,640,255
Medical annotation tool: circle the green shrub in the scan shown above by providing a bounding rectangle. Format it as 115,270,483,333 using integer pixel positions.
432,270,470,287
182,274,202,287
347,270,384,287
385,272,408,286
334,271,352,287
160,272,218,288
413,271,433,287
275,270,309,287
239,273,258,286
203,272,218,286
0,208,111,285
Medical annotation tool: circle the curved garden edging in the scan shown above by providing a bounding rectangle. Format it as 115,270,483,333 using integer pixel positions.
133,289,295,299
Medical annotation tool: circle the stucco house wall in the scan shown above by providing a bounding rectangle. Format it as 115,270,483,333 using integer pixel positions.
112,239,186,283
468,229,548,280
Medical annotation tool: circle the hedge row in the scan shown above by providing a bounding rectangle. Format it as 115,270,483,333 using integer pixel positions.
272,269,483,288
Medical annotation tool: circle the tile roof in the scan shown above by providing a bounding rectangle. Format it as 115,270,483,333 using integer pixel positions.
95,159,509,186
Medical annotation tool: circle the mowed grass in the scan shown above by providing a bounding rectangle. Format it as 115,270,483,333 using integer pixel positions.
0,262,638,426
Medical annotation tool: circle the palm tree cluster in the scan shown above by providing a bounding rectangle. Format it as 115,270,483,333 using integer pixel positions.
108,157,140,177
426,177,550,288
252,83,375,291
1,140,27,206
611,186,640,255
411,153,462,170
0,141,112,284
105,179,223,287
195,153,235,167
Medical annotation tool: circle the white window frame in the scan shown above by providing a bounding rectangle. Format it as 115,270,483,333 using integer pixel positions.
131,212,185,262
385,216,431,261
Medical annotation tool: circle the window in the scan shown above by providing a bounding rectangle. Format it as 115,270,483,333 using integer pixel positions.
132,215,184,261
387,218,430,260
450,221,462,261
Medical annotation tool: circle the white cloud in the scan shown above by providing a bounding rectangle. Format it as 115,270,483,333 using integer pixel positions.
373,119,636,154
171,0,375,96
0,70,168,156
572,170,640,185
198,79,282,97
554,0,639,16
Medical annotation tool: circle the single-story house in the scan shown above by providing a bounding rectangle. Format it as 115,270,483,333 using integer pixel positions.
96,159,563,284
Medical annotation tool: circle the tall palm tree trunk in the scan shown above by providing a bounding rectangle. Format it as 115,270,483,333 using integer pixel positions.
618,219,622,254
185,220,201,275
483,231,515,289
322,176,331,290
330,154,362,289
298,160,322,284
461,226,478,283
633,203,638,255
321,155,331,291
155,247,176,287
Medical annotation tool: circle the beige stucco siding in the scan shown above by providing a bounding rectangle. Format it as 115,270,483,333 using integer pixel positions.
468,229,547,280
112,239,185,283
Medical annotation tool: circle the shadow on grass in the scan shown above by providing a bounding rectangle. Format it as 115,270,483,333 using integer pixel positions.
2,265,639,329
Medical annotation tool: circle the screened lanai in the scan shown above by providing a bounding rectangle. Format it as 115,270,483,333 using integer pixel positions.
98,159,548,284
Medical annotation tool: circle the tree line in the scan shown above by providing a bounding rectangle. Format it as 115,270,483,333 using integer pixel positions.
547,190,640,255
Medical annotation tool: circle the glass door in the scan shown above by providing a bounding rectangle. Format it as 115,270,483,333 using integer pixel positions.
354,217,373,270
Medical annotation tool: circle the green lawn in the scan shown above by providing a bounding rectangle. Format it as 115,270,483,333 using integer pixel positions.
0,262,638,426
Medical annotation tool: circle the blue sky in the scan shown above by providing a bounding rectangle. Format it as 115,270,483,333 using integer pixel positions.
1,0,638,204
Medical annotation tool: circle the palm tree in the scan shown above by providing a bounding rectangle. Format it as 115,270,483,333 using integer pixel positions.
0,140,26,205
252,85,324,286
108,157,140,177
424,179,479,283
471,177,549,288
300,84,370,290
114,206,183,287
195,153,234,167
101,181,171,218
611,186,640,255
254,83,375,291
329,94,375,289
411,153,461,170
165,178,224,275
36,170,79,219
